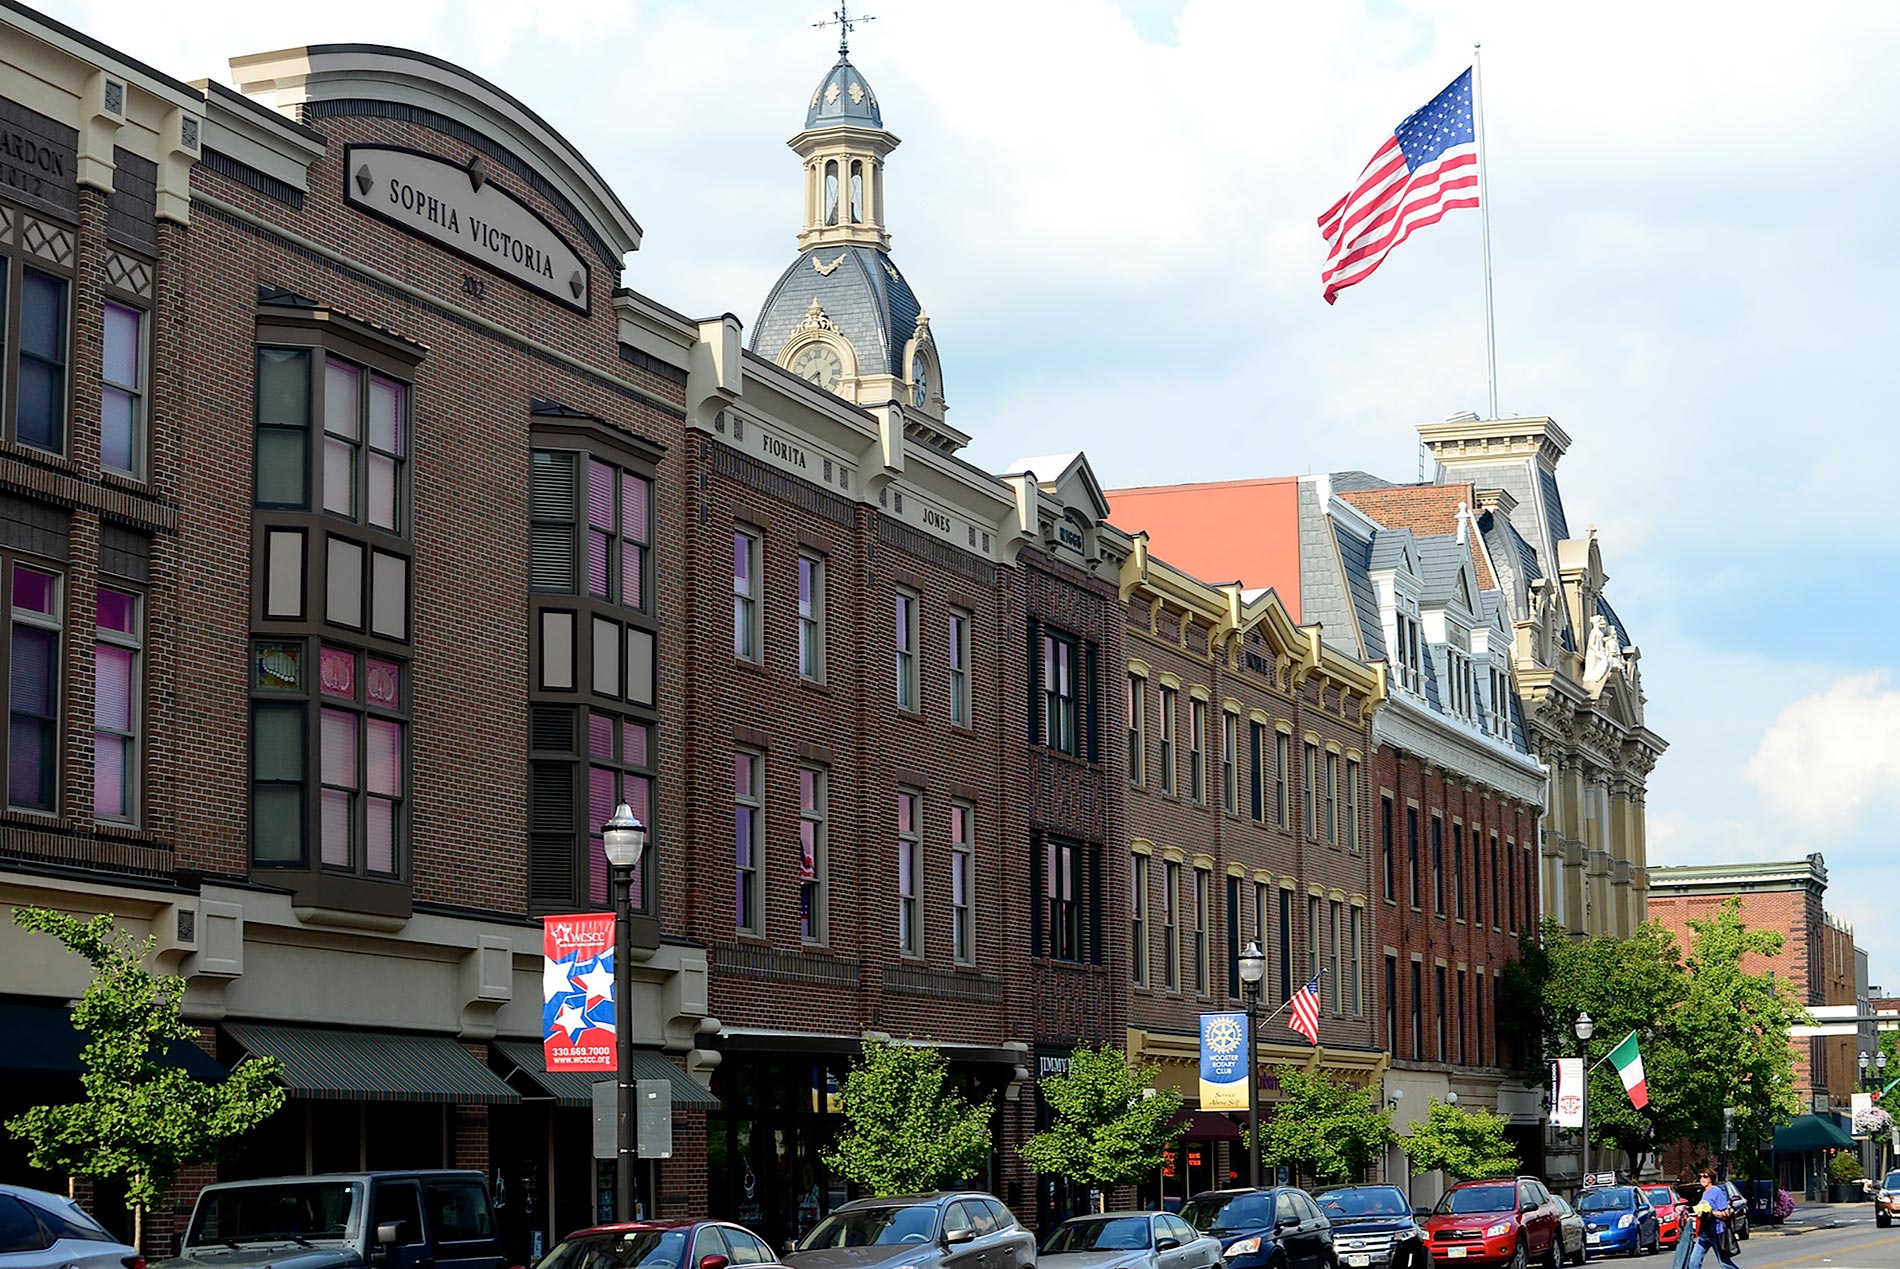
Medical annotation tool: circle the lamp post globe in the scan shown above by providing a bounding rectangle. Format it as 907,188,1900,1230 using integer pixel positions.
1863,1051,1873,1087
601,802,646,1222
1574,1012,1595,1042
1238,940,1266,1189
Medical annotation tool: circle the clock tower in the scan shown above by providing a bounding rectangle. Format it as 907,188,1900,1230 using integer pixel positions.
751,17,951,439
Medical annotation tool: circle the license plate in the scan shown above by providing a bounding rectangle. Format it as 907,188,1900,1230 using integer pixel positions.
1587,1236,1602,1244
1445,1249,1467,1259
1346,1257,1370,1267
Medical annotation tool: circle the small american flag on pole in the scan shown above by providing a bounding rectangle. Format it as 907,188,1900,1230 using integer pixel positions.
1288,975,1322,1045
1319,69,1480,304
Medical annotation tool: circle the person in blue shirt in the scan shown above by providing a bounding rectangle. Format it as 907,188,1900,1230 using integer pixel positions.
1686,1168,1742,1269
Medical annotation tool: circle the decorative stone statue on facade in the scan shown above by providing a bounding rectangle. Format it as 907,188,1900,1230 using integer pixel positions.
1583,614,1626,682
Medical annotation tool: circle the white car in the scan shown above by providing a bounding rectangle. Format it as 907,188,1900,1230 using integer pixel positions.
0,1184,141,1269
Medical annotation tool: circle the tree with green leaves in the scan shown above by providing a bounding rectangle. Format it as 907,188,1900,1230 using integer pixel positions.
1675,899,1804,1153
5,908,286,1245
1402,1098,1518,1180
1020,1046,1184,1210
824,1038,994,1196
1250,1067,1394,1184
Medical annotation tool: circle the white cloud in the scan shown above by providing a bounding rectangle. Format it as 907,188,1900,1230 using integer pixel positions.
1745,672,1900,828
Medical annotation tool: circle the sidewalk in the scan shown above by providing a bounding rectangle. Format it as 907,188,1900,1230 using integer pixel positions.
1749,1201,1870,1237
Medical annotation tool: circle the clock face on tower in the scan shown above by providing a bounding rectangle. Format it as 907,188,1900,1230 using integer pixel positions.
910,351,929,408
790,343,844,393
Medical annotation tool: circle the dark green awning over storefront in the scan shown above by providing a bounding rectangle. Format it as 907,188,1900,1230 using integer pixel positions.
0,1002,227,1081
1772,1112,1855,1152
492,1039,720,1111
225,1021,519,1104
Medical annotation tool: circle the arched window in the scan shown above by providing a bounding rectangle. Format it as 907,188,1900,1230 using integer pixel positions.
849,161,864,224
824,161,839,226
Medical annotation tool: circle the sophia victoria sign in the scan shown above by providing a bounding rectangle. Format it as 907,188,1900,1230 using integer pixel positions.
345,145,590,310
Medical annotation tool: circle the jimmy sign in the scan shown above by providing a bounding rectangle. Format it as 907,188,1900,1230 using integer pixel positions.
543,913,616,1072
1200,1011,1251,1111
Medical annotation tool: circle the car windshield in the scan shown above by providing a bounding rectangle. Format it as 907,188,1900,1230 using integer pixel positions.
1044,1218,1154,1253
1435,1187,1514,1216
188,1183,360,1246
1886,1172,1900,1190
801,1206,939,1249
1317,1189,1410,1219
1642,1189,1675,1206
540,1231,689,1269
1577,1189,1633,1214
1181,1194,1275,1234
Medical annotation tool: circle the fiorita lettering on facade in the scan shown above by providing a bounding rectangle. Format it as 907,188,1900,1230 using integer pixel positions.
469,216,555,279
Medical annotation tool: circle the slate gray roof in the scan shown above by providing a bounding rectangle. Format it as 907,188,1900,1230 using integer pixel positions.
1330,470,1398,492
1369,527,1414,573
1336,523,1385,663
1477,508,1540,617
1298,480,1365,658
751,244,925,378
1597,596,1632,646
805,54,883,130
1539,466,1570,544
1413,535,1469,605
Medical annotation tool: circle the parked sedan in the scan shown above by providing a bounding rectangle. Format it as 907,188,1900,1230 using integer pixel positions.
1040,1212,1220,1269
0,1185,142,1269
784,1194,1035,1269
1876,1169,1900,1228
1546,1196,1585,1267
1179,1188,1333,1269
1574,1189,1656,1258
1635,1188,1683,1248
538,1221,787,1269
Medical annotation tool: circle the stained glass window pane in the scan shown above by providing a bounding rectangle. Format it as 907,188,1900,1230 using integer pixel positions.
320,646,355,699
365,658,401,708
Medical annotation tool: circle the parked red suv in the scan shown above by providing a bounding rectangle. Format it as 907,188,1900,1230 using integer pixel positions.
1422,1178,1561,1269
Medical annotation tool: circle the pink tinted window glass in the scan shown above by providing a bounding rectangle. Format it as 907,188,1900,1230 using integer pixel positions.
13,568,56,614
624,772,651,910
368,375,403,455
587,765,615,907
622,721,648,766
93,730,127,818
588,711,615,758
94,646,132,732
319,646,355,699
320,708,356,867
367,719,402,797
97,589,135,633
366,803,395,875
621,473,648,609
365,658,401,709
587,460,613,598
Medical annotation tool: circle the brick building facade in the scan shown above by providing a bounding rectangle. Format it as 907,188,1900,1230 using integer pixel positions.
1117,537,1385,1202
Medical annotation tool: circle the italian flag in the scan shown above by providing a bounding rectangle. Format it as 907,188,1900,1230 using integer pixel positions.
1608,1031,1649,1109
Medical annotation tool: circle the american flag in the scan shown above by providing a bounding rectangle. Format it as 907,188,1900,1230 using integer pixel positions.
1319,69,1479,304
1288,975,1322,1045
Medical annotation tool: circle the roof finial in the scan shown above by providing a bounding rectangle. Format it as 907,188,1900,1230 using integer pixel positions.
814,1,875,58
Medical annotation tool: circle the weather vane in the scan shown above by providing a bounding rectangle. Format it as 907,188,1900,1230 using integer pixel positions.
814,1,874,57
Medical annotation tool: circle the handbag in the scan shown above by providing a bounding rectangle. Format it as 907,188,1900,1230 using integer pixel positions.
1718,1220,1742,1259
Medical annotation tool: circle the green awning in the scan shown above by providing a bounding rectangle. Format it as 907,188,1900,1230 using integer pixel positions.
0,1002,228,1082
1772,1112,1856,1152
492,1039,720,1111
225,1022,519,1105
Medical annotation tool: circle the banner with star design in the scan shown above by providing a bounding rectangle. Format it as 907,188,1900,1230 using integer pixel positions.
542,913,617,1072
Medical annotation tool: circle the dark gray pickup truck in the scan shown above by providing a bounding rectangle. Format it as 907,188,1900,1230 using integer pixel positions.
160,1172,508,1269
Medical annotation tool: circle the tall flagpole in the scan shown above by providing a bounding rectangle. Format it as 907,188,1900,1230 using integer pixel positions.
1473,42,1499,421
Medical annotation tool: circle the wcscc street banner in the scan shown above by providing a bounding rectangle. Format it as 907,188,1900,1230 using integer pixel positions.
542,913,617,1072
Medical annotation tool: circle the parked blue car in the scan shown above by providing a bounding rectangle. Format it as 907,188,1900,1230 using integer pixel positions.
1575,1187,1659,1258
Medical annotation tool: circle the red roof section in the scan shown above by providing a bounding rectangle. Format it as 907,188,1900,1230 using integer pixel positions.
1104,478,1303,622
1335,482,1495,591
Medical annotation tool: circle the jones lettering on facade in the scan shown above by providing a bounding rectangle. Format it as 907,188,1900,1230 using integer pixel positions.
921,507,952,533
344,145,590,311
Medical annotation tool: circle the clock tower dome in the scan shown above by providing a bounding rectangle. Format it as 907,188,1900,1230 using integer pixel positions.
751,15,951,441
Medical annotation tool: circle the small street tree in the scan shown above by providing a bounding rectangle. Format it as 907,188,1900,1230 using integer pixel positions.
1252,1067,1394,1184
5,908,286,1245
1676,899,1803,1153
1402,1098,1518,1180
824,1038,993,1195
1019,1045,1184,1209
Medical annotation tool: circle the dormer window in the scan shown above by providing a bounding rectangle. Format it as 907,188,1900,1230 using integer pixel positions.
1395,614,1424,693
1488,665,1512,738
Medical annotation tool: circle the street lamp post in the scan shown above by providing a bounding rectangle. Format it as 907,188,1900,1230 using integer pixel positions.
601,802,648,1223
1575,1012,1596,1184
1239,940,1267,1189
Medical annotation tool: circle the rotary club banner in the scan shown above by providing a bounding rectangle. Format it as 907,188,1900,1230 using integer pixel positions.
542,913,616,1072
1551,1057,1584,1127
1199,1011,1251,1111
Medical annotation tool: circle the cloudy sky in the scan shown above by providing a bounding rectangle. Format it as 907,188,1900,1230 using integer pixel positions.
58,0,1900,987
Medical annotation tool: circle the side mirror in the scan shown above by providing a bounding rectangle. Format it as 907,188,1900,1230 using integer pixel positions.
944,1229,977,1247
377,1223,406,1246
1156,1238,1181,1252
1413,1207,1432,1220
699,1256,730,1269
1520,1203,1536,1215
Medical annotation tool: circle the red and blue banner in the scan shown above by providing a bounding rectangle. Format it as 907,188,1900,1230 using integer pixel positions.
542,913,616,1072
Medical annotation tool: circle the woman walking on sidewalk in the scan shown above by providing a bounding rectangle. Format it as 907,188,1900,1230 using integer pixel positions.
1686,1169,1743,1269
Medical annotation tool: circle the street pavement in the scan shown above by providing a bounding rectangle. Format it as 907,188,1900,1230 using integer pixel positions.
1693,1203,1899,1269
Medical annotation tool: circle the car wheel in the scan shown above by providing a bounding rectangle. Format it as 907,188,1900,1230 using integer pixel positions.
1875,1212,1889,1229
1509,1239,1527,1269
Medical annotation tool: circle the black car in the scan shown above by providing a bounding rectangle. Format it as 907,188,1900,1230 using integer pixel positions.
1179,1188,1335,1269
1314,1186,1429,1269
